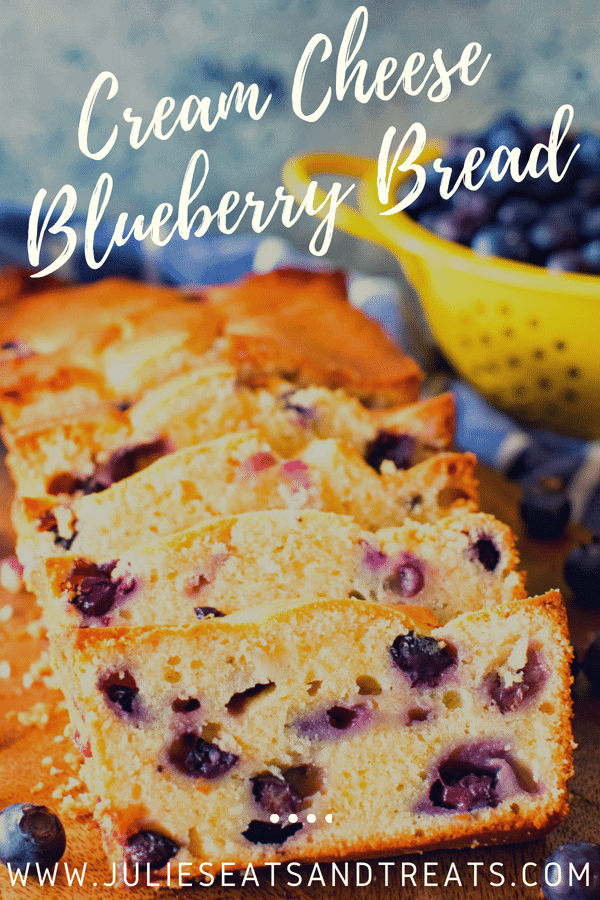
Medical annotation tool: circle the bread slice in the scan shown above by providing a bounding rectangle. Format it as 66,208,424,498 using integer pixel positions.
62,592,572,880
38,509,525,635
4,362,454,497
0,271,423,434
15,432,477,590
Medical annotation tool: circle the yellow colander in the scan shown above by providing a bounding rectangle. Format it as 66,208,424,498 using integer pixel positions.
282,149,600,439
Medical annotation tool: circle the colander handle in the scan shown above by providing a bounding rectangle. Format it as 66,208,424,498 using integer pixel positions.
282,151,384,245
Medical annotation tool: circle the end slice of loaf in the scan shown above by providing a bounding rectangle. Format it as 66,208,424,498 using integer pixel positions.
63,592,572,880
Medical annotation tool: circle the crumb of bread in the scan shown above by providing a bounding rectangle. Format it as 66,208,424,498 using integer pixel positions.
0,660,10,678
24,619,46,640
0,557,24,594
32,782,45,793
0,603,13,622
22,649,54,689
59,791,95,819
16,701,50,727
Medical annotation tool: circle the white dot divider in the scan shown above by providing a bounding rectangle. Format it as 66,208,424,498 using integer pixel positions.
267,812,333,824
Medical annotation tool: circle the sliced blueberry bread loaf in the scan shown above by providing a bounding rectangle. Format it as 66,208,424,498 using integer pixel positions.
63,593,572,880
15,431,478,589
4,363,454,497
38,509,525,636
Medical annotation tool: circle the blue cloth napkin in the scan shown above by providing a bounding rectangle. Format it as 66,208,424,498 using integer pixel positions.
2,202,599,534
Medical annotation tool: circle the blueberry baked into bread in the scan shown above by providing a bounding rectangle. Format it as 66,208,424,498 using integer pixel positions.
0,269,574,880
63,594,572,881
38,509,525,635
3,363,454,498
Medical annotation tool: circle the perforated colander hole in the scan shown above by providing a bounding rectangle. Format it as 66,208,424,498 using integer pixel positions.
538,378,552,391
459,313,473,326
532,349,545,360
566,367,581,379
563,390,579,404
555,340,567,351
503,328,515,339
480,334,491,345
528,318,540,329
507,357,522,369
514,385,527,400
498,303,513,316
459,338,472,349
484,362,498,373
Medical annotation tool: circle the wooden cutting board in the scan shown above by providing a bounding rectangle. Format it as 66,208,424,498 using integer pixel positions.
0,462,598,899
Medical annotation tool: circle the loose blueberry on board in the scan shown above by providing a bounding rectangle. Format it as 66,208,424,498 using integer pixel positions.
125,830,179,870
582,634,600,694
0,804,66,868
564,538,600,609
541,842,600,900
520,488,571,540
390,632,456,687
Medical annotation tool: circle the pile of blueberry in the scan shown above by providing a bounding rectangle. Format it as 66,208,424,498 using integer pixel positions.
405,113,600,274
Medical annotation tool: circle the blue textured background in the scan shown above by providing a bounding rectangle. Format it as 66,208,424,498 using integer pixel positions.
1,0,598,271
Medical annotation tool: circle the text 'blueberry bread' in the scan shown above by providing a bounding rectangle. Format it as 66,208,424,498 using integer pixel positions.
0,270,422,434
37,509,525,636
62,593,572,880
15,431,478,588
3,363,454,497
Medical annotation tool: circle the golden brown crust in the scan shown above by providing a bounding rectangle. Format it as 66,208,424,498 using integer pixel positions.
206,269,423,405
0,277,193,350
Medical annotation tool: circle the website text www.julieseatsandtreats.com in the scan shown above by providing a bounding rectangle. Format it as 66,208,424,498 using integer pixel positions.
1,858,593,891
